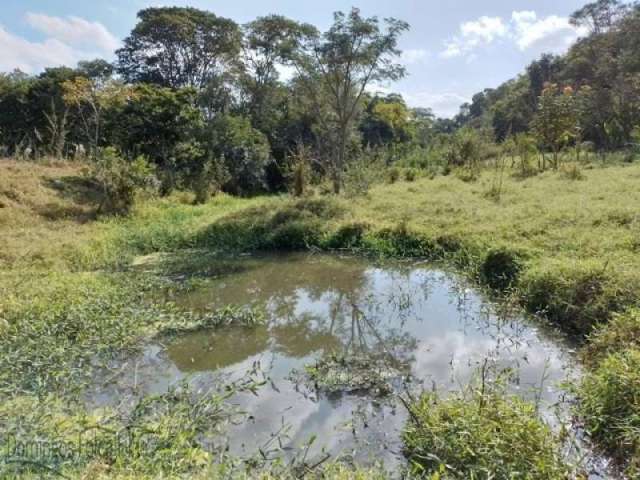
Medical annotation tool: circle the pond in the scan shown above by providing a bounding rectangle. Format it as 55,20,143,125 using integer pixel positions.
90,253,610,476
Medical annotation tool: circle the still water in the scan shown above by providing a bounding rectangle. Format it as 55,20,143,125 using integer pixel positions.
92,253,595,472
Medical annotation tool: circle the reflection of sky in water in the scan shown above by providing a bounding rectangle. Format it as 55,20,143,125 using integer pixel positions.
89,253,582,471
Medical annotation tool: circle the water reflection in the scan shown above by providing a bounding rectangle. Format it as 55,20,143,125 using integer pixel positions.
92,253,580,470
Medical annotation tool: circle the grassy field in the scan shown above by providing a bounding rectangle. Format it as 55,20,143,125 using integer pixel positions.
1,158,639,477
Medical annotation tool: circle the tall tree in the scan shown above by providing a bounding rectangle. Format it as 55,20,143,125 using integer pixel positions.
293,8,408,193
63,77,133,158
570,0,629,34
116,7,241,89
240,16,314,135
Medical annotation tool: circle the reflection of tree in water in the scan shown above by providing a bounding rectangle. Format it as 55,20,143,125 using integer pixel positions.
167,325,271,372
271,313,342,358
171,254,432,383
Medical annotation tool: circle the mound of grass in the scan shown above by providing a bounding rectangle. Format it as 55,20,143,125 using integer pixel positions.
304,353,408,396
194,197,345,251
480,247,523,290
402,387,569,479
577,349,640,475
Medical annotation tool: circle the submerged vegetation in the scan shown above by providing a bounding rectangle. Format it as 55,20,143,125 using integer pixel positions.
304,353,409,396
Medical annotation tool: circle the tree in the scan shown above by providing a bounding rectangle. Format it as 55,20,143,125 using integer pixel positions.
240,15,315,136
205,114,271,195
570,0,629,34
293,8,409,193
531,84,578,169
63,77,133,158
360,93,414,151
107,84,203,193
116,7,241,89
76,59,114,83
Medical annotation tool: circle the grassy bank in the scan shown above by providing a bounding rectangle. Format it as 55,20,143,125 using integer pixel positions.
2,158,640,476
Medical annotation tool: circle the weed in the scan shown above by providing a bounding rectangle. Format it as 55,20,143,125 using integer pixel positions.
577,349,640,475
403,380,569,479
560,162,585,181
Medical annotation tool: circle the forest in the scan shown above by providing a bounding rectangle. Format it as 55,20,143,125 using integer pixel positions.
1,0,640,479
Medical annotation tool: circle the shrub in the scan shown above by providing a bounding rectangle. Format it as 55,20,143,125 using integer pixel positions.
386,167,400,184
578,349,640,475
323,222,370,249
287,143,312,197
403,168,417,182
208,114,271,196
343,155,384,197
191,156,229,204
363,220,435,257
560,162,585,180
194,198,344,252
454,166,479,183
92,147,156,214
403,387,569,479
481,248,522,290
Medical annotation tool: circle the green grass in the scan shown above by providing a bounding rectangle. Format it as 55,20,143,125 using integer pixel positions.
3,158,640,477
577,349,640,476
402,384,570,479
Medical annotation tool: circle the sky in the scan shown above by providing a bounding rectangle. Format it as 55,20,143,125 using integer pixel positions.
0,0,591,117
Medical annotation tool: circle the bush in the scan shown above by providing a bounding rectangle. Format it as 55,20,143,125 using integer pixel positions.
92,147,156,214
287,143,312,197
386,167,400,184
191,156,229,204
403,168,417,182
343,155,384,197
560,162,585,180
481,248,522,290
578,349,640,474
208,114,271,196
194,197,344,251
403,386,569,479
323,222,370,249
454,166,479,183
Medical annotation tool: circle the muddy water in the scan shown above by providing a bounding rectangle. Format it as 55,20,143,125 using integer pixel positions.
92,253,600,473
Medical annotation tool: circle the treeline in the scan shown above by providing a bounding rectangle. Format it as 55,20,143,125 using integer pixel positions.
1,1,640,209
450,0,640,152
0,7,426,205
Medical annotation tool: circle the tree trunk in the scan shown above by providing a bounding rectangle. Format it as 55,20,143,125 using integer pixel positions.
333,124,348,195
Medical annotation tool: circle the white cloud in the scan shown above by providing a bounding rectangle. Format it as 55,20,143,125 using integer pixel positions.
461,16,508,43
441,16,508,58
0,26,77,73
441,11,586,59
0,14,119,74
511,11,587,53
25,13,120,53
401,48,430,65
403,91,471,118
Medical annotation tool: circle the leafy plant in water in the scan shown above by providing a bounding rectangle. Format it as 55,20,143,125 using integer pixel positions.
402,371,570,479
304,352,408,396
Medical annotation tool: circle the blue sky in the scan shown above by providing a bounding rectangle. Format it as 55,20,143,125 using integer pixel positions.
0,0,590,117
